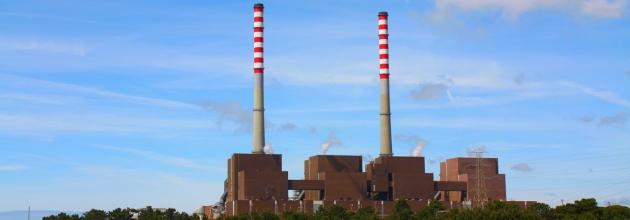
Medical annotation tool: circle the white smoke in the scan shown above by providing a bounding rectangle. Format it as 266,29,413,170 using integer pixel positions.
395,134,428,157
363,153,374,166
410,83,450,101
199,101,251,132
199,100,276,133
320,131,342,155
263,142,273,154
411,143,426,157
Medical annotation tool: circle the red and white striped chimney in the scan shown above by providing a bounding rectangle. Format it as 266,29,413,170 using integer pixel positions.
252,3,265,154
378,11,393,156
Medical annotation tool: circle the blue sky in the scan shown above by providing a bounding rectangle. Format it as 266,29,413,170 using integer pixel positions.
1,0,629,213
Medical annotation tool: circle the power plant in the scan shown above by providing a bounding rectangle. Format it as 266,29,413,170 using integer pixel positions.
205,4,529,219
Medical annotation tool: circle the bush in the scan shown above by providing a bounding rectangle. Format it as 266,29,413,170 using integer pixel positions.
41,198,630,220
415,200,445,220
352,206,378,220
284,211,311,220
314,204,350,220
602,205,630,220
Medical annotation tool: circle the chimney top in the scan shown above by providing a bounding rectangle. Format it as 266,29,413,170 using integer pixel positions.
379,11,388,16
254,3,264,8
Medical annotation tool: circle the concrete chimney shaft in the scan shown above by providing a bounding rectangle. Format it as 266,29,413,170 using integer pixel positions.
378,12,393,156
252,3,265,154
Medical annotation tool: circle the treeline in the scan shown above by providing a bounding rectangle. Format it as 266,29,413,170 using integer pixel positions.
42,206,202,220
226,198,630,220
42,198,630,220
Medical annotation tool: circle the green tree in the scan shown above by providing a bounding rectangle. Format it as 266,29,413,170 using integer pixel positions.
602,205,630,220
137,206,164,220
415,200,445,220
43,212,81,220
527,203,555,220
81,209,107,220
108,208,133,220
351,206,378,220
314,205,350,220
284,212,310,220
224,214,249,220
386,200,413,220
258,212,281,220
555,198,601,219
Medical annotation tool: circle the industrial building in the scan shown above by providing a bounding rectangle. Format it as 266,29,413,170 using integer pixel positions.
207,4,514,219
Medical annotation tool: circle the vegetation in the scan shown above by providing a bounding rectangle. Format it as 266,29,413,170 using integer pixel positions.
42,206,202,220
43,198,630,220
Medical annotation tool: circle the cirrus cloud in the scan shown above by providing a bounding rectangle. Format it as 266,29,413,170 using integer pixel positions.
0,165,27,172
429,0,627,21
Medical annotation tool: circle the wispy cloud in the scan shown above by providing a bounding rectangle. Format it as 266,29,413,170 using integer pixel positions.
271,50,516,89
580,116,595,124
0,39,87,56
198,101,251,132
581,0,627,18
0,93,76,105
598,112,628,128
0,113,214,134
559,81,630,109
0,165,27,172
308,126,318,134
1,74,198,110
100,146,206,170
511,163,534,172
396,116,572,131
410,83,451,101
0,75,231,136
513,73,526,85
428,0,627,21
277,123,298,131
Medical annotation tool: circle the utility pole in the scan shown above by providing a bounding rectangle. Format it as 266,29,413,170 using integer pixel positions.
27,206,30,220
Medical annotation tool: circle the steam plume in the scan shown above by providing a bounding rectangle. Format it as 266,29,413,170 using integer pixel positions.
320,131,342,155
199,101,251,132
263,142,273,154
395,134,428,157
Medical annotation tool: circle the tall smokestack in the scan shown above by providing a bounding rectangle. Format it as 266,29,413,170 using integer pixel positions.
378,11,392,156
252,3,265,154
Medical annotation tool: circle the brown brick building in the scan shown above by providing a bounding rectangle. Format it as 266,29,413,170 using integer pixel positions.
212,153,507,218
440,158,507,203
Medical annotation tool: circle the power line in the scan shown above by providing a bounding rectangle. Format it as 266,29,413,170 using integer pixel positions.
469,148,488,208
